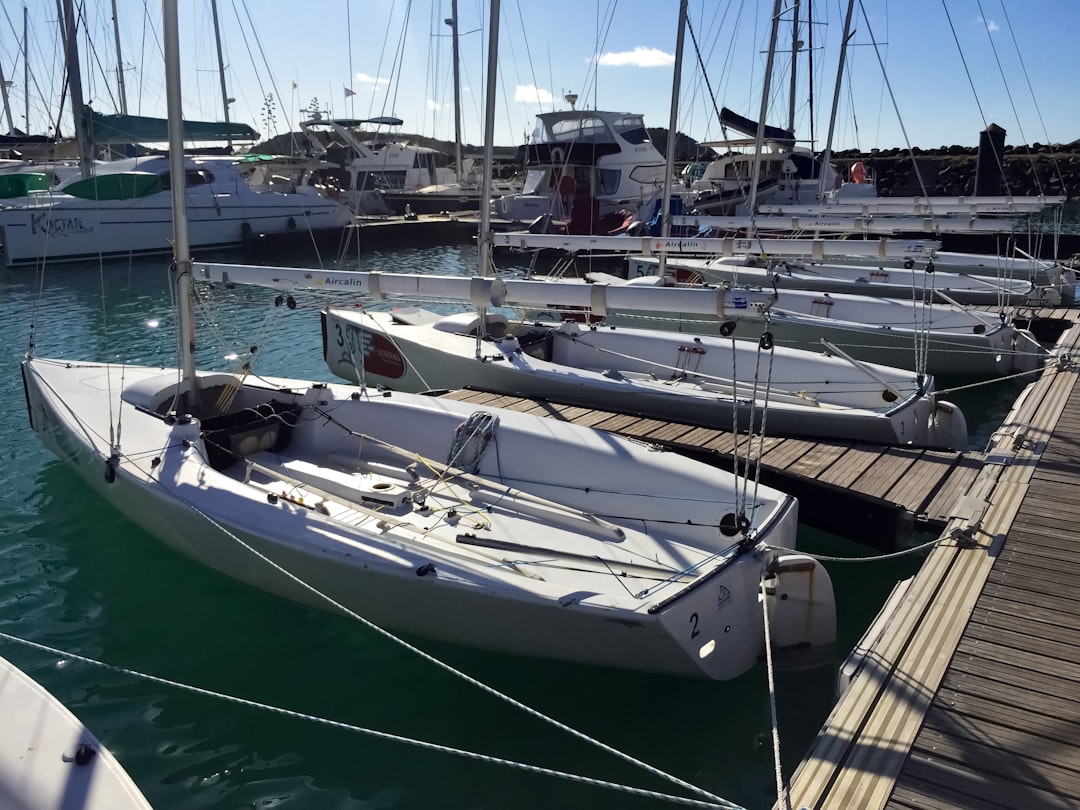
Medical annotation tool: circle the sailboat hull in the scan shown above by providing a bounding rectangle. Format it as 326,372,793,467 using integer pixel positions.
592,287,1043,378
22,358,830,680
627,254,1060,307
0,655,153,809
322,308,967,449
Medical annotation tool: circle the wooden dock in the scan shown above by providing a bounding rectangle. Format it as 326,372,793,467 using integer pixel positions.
782,317,1080,809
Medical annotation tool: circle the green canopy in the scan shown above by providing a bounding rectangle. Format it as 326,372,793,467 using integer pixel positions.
82,107,258,144
63,172,163,200
0,173,50,198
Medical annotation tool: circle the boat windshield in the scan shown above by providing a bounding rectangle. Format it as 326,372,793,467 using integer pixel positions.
520,168,548,195
537,115,615,145
611,116,650,145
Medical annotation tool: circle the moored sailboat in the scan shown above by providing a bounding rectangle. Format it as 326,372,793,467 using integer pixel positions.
21,0,835,682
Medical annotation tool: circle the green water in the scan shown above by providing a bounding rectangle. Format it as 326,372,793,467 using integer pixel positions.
0,246,1023,809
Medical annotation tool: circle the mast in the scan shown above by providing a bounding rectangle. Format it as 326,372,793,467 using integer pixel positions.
788,0,800,134
807,0,815,153
24,7,29,134
657,0,688,280
110,0,128,114
748,0,784,213
446,0,463,184
163,0,198,393
818,0,856,202
474,0,499,360
0,58,13,134
210,0,232,149
61,0,94,177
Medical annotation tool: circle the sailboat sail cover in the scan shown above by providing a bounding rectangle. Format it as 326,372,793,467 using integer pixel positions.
718,107,795,148
82,107,259,144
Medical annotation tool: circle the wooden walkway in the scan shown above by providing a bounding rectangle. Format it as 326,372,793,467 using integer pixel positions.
783,318,1080,810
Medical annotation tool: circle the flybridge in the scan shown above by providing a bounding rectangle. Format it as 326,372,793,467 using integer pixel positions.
193,262,775,317
491,232,940,259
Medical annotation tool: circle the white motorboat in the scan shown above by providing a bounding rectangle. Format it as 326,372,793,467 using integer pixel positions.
0,653,152,810
322,306,969,449
299,116,474,215
21,0,835,682
0,153,355,266
492,109,667,227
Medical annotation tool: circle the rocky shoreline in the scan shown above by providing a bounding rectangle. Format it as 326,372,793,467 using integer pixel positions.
829,143,1080,200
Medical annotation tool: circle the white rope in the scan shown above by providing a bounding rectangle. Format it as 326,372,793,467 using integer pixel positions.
768,534,945,563
0,631,742,810
760,581,790,810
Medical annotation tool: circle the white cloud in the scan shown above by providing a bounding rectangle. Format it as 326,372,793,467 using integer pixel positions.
354,72,389,86
598,46,674,68
976,16,1000,32
427,99,442,111
514,84,554,104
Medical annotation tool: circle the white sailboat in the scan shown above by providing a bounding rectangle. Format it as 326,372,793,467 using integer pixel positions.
21,0,835,681
583,276,1044,378
0,653,152,810
320,306,969,449
625,253,1062,307
481,225,1048,377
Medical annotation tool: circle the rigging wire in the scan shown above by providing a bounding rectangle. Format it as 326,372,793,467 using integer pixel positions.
995,0,1069,196
936,0,1011,198
973,0,1042,195
854,1,932,203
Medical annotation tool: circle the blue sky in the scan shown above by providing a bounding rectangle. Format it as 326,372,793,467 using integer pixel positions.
2,0,1077,153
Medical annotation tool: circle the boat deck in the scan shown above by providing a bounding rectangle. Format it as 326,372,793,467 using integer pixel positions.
783,315,1080,809
438,389,983,548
